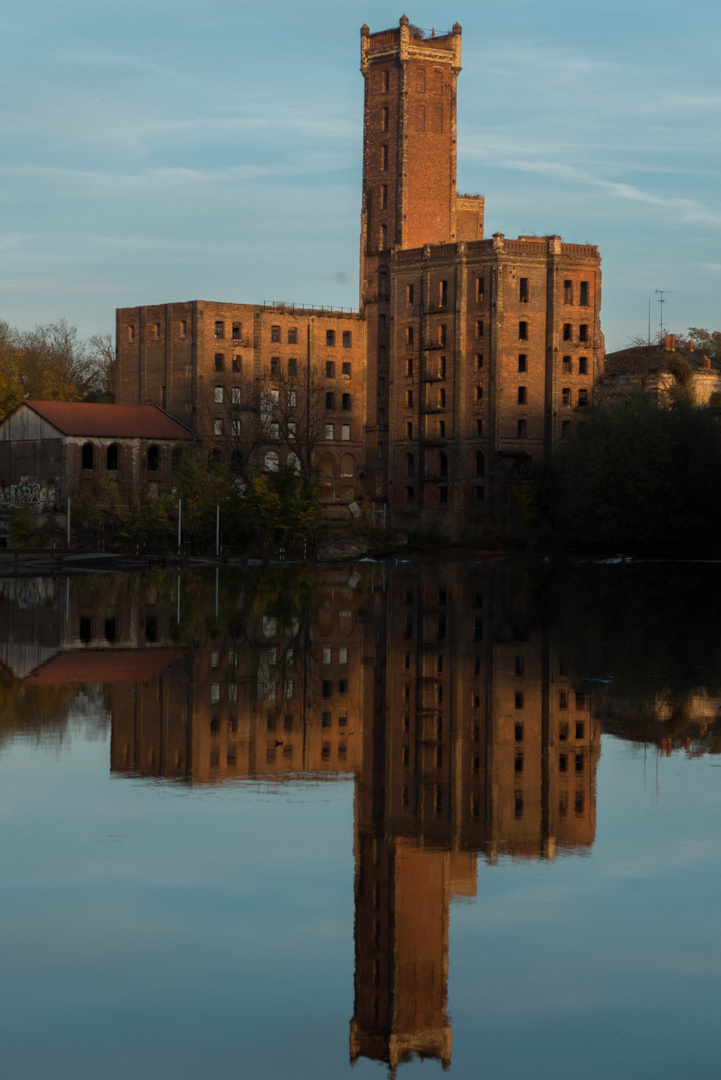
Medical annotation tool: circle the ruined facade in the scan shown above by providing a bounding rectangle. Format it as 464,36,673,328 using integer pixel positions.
115,17,602,526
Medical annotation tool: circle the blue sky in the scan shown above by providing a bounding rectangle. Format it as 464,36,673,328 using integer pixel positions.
3,0,721,350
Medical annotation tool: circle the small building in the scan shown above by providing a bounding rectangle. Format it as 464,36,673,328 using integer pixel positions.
0,401,195,511
602,335,721,406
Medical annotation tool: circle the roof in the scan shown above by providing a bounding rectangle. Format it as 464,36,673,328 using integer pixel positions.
18,402,195,439
23,648,190,685
605,344,721,375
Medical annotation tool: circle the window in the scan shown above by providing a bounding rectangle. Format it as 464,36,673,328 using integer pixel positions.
232,322,241,340
380,225,387,248
340,456,354,479
439,420,446,437
342,330,352,348
406,326,414,346
517,386,527,405
578,356,588,375
325,424,334,440
579,324,588,342
106,444,119,471
264,450,279,472
288,390,296,407
580,281,589,306
326,361,335,378
405,486,415,503
475,276,484,302
287,423,297,440
519,277,528,303
270,357,280,376
341,393,351,411
379,377,386,395
406,283,414,305
405,390,413,408
342,361,351,378
517,419,527,438
578,388,588,407
233,356,241,372
381,105,389,131
439,280,448,307
214,386,224,404
215,353,224,372
147,445,160,471
475,450,485,477
564,280,573,305
214,321,224,339
214,419,223,436
476,320,484,339
515,655,525,676
406,421,413,438
438,387,446,408
519,321,528,340
475,353,483,371
180,320,188,338
561,420,571,438
562,387,571,406
405,358,413,377
378,344,386,363
381,145,388,170
514,791,524,818
560,692,569,711
270,422,279,440
475,385,483,402
270,325,280,342
154,323,161,340
563,355,572,374
563,323,572,341
439,355,446,378
382,69,389,92
438,324,447,345
377,441,384,459
439,486,448,504
575,721,585,739
128,325,136,342
518,354,527,373
284,327,297,346
380,184,388,209
326,329,335,347
475,485,484,501
232,420,241,436
325,392,335,410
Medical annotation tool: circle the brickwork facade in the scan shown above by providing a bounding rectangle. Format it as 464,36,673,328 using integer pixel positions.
115,16,602,526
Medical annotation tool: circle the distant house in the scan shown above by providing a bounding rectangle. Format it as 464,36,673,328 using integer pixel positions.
602,335,721,406
0,401,194,511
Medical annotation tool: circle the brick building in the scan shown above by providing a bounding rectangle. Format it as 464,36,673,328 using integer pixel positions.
0,401,194,510
115,16,602,526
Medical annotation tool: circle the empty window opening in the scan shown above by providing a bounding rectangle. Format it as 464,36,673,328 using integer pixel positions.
232,322,241,340
214,321,224,339
406,283,414,305
519,277,528,303
147,446,160,471
439,280,448,307
214,353,224,372
381,145,388,170
562,387,571,406
106,444,119,471
81,443,95,470
579,356,588,375
517,419,527,438
517,386,527,405
233,356,241,372
341,393,351,411
564,280,573,305
563,323,572,341
580,281,589,306
579,324,588,342
518,354,527,372
519,321,528,340
475,276,484,302
563,355,572,373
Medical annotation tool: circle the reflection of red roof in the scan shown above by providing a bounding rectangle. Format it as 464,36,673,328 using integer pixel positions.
19,402,194,439
24,648,190,685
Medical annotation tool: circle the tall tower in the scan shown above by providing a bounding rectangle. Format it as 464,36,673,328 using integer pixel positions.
360,15,462,265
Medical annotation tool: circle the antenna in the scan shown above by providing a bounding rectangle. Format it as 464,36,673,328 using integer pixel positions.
654,289,675,338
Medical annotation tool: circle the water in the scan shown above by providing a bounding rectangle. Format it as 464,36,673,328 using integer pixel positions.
0,562,719,1079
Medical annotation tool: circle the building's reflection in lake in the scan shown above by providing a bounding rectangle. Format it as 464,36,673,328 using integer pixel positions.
0,564,719,1075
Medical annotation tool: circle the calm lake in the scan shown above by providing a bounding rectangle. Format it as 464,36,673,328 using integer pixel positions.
0,561,719,1079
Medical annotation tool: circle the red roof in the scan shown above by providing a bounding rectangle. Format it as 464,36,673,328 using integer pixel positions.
21,402,194,439
24,648,190,685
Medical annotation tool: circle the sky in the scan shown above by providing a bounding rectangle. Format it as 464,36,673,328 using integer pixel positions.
2,0,721,351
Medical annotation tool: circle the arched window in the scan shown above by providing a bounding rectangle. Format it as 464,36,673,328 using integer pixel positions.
340,454,355,478
147,445,160,471
287,452,301,474
438,452,448,478
475,451,485,478
404,452,415,479
208,448,222,471
230,449,243,473
264,450,279,472
81,443,94,470
106,444,119,471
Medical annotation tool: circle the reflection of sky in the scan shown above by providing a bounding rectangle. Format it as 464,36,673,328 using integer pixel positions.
1,726,720,1078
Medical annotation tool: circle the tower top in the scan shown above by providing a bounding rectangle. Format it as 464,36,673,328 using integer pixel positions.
360,16,462,74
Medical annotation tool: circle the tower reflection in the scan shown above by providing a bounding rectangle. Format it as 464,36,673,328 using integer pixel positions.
0,566,609,1073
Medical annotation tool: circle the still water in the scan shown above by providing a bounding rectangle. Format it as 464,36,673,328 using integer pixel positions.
0,562,720,1079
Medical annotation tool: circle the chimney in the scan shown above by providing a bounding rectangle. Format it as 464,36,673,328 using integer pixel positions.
687,339,695,352
702,355,712,371
663,334,676,351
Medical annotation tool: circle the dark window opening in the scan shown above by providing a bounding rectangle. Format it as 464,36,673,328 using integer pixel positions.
517,386,527,405
326,329,335,347
518,354,527,372
563,323,572,341
439,280,448,307
341,393,351,411
214,353,224,371
519,321,528,340
147,446,160,472
579,356,588,375
81,443,94,470
519,277,528,303
580,281,589,306
145,615,157,642
564,280,573,305
288,357,297,376
325,392,335,410
342,330,352,348
106,444,119,471
214,321,224,339
517,419,527,438
232,322,241,340
79,617,92,643
579,324,588,342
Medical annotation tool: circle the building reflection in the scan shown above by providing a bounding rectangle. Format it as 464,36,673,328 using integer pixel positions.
0,566,607,1074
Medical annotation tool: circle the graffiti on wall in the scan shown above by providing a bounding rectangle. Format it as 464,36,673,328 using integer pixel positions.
0,478,59,513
